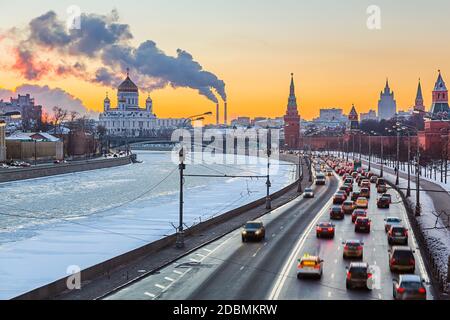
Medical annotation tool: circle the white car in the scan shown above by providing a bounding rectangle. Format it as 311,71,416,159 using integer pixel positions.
303,188,315,198
297,254,323,279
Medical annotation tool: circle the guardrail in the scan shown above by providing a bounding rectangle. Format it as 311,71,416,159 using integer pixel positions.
386,180,449,297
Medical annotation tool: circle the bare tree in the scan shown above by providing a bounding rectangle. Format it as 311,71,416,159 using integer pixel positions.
52,106,68,135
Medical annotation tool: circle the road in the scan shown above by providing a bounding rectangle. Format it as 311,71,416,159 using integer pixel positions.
105,171,433,300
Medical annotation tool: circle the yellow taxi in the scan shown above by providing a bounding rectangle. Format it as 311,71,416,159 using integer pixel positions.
297,254,323,279
355,197,369,209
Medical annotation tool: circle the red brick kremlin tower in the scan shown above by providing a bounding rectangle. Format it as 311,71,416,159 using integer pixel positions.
284,73,301,149
414,78,425,112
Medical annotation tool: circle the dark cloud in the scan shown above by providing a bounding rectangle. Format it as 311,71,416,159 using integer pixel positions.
0,84,96,117
9,10,226,103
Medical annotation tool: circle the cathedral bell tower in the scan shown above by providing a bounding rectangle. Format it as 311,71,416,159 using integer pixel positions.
283,73,301,149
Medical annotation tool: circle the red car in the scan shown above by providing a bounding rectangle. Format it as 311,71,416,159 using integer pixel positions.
352,209,367,223
316,222,335,238
355,217,372,233
333,192,347,204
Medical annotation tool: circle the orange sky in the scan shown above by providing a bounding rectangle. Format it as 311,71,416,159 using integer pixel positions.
1,0,450,122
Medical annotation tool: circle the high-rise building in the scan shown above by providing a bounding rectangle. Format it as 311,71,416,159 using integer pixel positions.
283,73,301,149
360,110,377,122
378,79,397,120
414,79,425,112
429,70,450,118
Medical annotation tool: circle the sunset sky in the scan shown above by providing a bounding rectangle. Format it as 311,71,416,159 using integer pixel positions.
1,0,450,121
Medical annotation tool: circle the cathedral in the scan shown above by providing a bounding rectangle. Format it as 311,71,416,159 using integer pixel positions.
99,71,187,137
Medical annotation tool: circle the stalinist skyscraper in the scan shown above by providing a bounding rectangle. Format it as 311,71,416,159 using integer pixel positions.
283,73,301,149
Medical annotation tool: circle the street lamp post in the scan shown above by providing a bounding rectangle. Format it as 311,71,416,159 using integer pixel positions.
176,147,186,248
396,125,400,186
266,128,272,210
406,131,411,197
359,133,362,162
297,150,303,193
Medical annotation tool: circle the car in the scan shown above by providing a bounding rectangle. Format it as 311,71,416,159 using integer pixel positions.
377,195,390,208
303,188,315,198
330,205,345,220
351,191,360,202
355,197,369,209
352,209,367,223
315,173,326,185
381,193,392,203
355,217,371,233
389,246,415,273
339,186,349,195
343,183,353,194
377,184,388,194
326,169,333,176
333,193,346,204
384,217,402,232
361,180,371,191
344,177,353,185
342,200,356,214
297,254,324,279
316,222,335,238
393,275,427,300
346,262,372,290
388,225,408,245
359,187,370,199
242,221,265,242
342,239,364,259
376,178,386,187
370,176,378,183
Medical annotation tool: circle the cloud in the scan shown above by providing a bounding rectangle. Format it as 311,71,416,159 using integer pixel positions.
0,84,96,117
5,10,226,103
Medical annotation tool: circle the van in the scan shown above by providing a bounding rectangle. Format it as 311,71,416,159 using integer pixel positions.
316,173,326,185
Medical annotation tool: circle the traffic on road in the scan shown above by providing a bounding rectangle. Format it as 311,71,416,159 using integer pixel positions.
105,155,433,301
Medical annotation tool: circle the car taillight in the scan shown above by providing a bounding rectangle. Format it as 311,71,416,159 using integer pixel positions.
410,259,415,265
344,245,349,250
397,287,405,294
404,230,408,236
357,246,363,250
391,258,396,265
297,263,302,268
346,272,351,280
314,264,321,269
367,273,372,279
316,227,322,232
328,227,334,232
418,287,426,294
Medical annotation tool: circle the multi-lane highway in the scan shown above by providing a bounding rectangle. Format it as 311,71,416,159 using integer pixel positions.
105,165,433,300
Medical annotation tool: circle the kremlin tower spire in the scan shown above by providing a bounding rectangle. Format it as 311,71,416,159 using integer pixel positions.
284,73,301,149
430,70,450,117
414,78,425,112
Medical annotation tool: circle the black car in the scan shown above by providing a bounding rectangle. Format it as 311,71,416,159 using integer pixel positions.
242,221,265,242
377,195,390,208
389,246,415,273
351,191,360,202
330,206,344,220
346,262,372,290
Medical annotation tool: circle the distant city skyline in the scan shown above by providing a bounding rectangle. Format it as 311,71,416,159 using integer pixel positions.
1,0,450,122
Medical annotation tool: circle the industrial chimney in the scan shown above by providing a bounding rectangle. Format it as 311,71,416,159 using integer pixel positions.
216,103,220,125
224,101,228,125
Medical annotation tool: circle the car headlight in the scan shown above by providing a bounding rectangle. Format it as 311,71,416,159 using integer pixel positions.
242,231,247,235
255,230,261,235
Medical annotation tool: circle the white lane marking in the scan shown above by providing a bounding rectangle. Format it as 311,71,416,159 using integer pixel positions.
190,258,200,263
253,247,263,257
328,291,332,298
378,293,382,300
280,226,284,230
173,270,183,275
164,277,174,282
155,284,165,289
334,259,338,264
202,248,212,253
269,195,335,300
373,247,376,252
374,261,377,265
240,266,245,271
264,242,268,246
144,292,155,298
196,253,206,258
272,234,276,237
331,273,335,279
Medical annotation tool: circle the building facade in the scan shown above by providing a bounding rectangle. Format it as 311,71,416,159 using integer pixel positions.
360,110,377,122
0,94,43,131
283,73,301,149
99,71,187,137
378,79,397,120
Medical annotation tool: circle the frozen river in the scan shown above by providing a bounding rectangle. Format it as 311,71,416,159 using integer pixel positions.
0,151,295,299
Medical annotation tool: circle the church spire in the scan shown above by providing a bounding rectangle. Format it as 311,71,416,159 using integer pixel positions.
416,78,423,101
287,73,298,109
290,73,295,96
